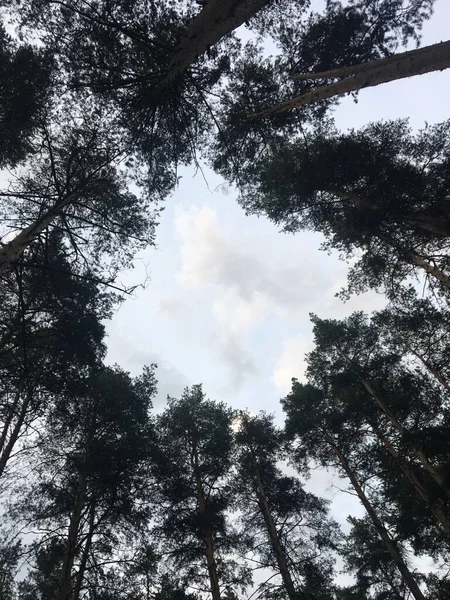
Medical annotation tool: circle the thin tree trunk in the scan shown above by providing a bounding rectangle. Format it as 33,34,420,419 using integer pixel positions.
360,377,450,497
56,419,96,600
56,471,88,600
253,461,299,600
0,390,21,456
0,389,33,481
0,192,77,274
407,346,450,395
379,563,404,600
324,432,425,600
250,40,450,119
156,0,271,91
191,444,221,600
373,424,450,541
72,501,96,600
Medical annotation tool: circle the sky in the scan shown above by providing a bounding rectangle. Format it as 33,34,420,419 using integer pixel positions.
105,0,450,559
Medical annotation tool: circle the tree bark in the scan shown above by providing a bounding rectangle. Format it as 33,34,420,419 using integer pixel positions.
407,347,450,395
191,443,221,600
253,461,300,600
72,501,96,600
0,192,77,274
156,0,271,91
56,420,95,600
0,389,33,481
324,432,426,600
56,471,88,600
250,40,450,119
411,253,450,290
373,424,450,541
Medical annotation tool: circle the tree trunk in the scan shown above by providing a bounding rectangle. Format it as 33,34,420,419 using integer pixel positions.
0,192,77,274
360,377,450,498
156,0,271,91
0,389,33,481
324,432,425,600
72,501,96,600
253,462,299,600
191,444,221,600
407,346,450,395
56,471,88,600
411,254,450,290
250,40,450,119
0,390,21,457
56,419,95,600
373,423,450,541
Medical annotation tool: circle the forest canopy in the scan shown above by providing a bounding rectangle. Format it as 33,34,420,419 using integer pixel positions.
0,0,449,599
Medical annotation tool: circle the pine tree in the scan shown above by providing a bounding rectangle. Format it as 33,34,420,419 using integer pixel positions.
282,381,427,600
0,234,112,488
234,411,338,600
232,119,450,298
153,385,248,600
11,365,156,600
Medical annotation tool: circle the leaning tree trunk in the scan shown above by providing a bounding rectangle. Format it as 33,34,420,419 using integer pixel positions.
0,388,33,482
411,253,450,290
407,346,450,395
250,40,450,119
324,432,426,600
0,192,77,275
360,376,450,498
339,350,450,498
156,0,271,90
253,462,299,600
372,423,450,541
191,443,221,600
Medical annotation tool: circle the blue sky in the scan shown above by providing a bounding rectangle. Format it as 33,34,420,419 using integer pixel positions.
105,0,450,550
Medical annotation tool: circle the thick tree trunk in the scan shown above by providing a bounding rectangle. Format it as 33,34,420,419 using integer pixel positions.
373,424,450,541
157,0,271,90
191,444,221,600
325,432,425,600
360,377,450,498
250,40,450,119
253,463,299,600
0,389,33,481
0,192,77,274
411,254,450,289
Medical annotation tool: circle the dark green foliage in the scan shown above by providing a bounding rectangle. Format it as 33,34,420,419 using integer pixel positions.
0,539,21,600
153,385,249,596
12,364,156,599
236,119,450,298
234,412,339,600
0,24,51,167
341,516,416,599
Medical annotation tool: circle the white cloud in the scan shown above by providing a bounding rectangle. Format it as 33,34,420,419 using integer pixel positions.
174,204,386,394
272,337,314,395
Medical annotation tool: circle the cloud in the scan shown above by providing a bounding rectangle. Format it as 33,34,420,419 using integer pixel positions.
158,297,187,319
174,204,386,394
272,336,314,395
213,333,258,390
